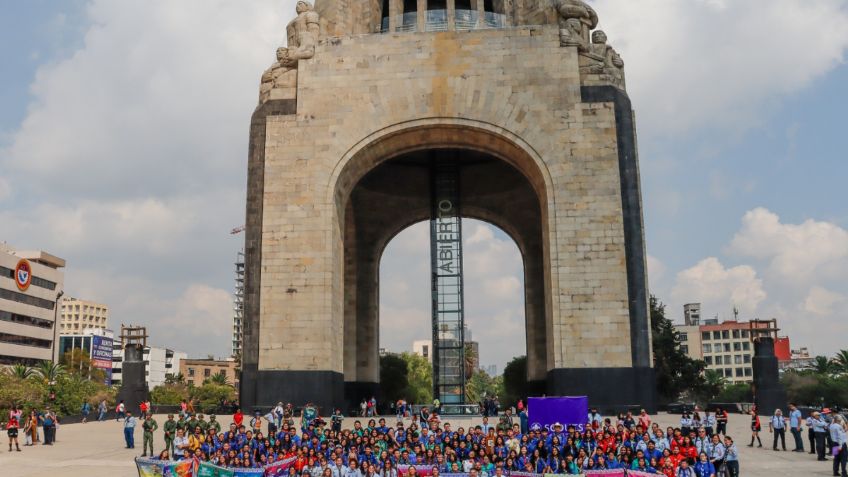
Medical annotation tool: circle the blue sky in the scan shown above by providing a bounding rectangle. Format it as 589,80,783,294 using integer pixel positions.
1,1,846,371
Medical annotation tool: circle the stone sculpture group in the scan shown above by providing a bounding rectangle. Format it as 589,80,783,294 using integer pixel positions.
555,0,625,86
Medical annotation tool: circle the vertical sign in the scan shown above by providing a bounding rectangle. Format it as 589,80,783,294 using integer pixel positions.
430,160,466,405
91,335,114,386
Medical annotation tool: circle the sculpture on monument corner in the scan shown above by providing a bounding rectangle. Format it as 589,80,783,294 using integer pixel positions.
260,1,320,101
554,0,598,51
580,30,625,82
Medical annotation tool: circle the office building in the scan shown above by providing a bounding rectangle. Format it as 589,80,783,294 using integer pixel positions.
110,341,186,388
0,243,65,365
60,297,109,335
180,358,239,388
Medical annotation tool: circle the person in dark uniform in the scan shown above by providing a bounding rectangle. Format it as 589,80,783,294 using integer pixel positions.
208,415,221,434
163,414,177,455
142,413,158,457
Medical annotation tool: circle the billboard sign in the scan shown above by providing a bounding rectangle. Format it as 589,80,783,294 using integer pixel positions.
91,335,114,386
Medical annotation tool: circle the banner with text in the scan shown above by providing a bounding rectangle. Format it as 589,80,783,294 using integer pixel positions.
527,396,589,433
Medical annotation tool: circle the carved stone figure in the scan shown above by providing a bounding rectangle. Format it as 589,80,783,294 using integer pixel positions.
579,30,625,84
555,0,599,50
260,1,320,98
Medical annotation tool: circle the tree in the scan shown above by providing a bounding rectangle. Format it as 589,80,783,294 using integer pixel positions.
152,383,190,405
34,361,65,385
466,370,501,403
61,349,106,383
9,364,34,380
165,373,186,385
464,343,479,379
401,352,433,404
191,383,236,413
832,350,848,374
379,354,409,405
204,371,232,387
699,369,727,402
502,356,527,407
813,356,834,376
650,296,706,402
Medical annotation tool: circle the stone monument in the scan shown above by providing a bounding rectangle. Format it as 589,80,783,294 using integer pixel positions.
241,0,654,413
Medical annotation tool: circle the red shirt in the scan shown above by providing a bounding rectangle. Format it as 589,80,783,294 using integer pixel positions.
234,411,244,427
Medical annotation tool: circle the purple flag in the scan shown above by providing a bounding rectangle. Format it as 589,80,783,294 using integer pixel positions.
527,396,588,432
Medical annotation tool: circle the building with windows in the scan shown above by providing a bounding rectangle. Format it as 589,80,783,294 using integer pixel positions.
59,297,109,335
0,243,65,365
412,339,433,362
675,317,791,384
180,358,239,388
58,328,115,384
110,342,186,388
683,303,701,326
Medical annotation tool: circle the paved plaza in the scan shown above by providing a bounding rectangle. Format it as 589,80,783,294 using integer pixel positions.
1,413,840,477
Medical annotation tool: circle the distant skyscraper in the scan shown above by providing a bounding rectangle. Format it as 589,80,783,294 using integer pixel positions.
233,251,245,358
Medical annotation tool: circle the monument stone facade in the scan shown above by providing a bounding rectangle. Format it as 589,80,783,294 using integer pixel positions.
241,0,655,412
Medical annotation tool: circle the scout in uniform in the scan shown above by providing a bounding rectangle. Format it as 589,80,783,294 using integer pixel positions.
142,413,159,457
163,414,177,455
209,414,222,434
197,414,209,433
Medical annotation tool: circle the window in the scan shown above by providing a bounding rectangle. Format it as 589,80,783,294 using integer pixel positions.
702,343,712,354
734,355,743,364
204,368,211,378
714,356,722,365
0,332,52,349
733,342,742,351
678,332,688,342
743,342,750,351
680,345,689,354
724,368,733,377
702,332,711,341
723,343,731,352
0,310,54,329
744,354,751,364
188,368,195,377
722,330,730,340
735,368,744,377
732,330,740,339
741,330,749,338
713,331,721,340
745,368,753,377
725,355,732,364
0,265,57,290
705,356,713,365
0,288,57,310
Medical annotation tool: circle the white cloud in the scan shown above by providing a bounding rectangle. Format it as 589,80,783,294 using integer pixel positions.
593,0,848,134
646,254,666,285
728,207,848,281
803,286,846,316
670,257,766,319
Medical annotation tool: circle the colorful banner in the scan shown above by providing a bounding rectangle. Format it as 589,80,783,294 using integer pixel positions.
586,471,626,477
91,334,114,385
136,458,194,477
197,462,235,477
623,472,652,477
527,396,589,433
263,456,297,477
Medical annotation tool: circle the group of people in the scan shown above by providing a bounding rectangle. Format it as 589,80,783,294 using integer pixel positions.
137,404,743,477
748,404,848,477
3,405,60,452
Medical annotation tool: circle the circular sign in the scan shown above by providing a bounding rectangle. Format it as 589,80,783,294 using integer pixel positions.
14,259,32,291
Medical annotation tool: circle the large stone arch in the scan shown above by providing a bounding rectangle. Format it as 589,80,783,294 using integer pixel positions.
330,122,554,404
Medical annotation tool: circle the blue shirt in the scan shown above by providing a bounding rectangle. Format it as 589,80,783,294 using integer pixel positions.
789,410,802,428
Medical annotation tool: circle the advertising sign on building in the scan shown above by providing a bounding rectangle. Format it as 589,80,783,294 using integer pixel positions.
91,335,114,386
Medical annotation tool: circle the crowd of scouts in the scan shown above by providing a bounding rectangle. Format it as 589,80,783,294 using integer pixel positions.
134,405,744,477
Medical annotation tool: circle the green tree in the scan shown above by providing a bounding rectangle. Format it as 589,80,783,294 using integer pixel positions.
502,356,527,407
832,350,848,374
651,296,706,402
34,361,65,385
699,369,727,401
379,354,409,405
715,383,753,403
813,356,834,375
204,371,232,387
466,369,500,403
61,349,106,383
152,383,191,405
401,352,433,404
165,373,186,385
191,383,236,413
464,343,479,379
8,364,34,380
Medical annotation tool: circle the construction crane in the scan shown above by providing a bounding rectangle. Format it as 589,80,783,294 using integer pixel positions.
231,225,245,235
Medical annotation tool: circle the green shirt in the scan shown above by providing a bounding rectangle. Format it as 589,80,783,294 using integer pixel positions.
164,420,177,438
143,419,159,433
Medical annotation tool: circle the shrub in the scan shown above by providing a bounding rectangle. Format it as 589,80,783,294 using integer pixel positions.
190,383,236,413
151,383,190,405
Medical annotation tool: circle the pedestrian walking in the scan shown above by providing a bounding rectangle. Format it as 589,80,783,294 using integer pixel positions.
830,414,847,477
747,408,762,448
811,411,830,461
769,408,787,451
116,400,126,421
788,403,804,452
123,411,137,449
715,408,729,437
81,401,91,424
98,400,107,421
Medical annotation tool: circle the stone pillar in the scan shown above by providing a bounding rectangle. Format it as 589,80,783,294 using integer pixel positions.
418,0,427,31
389,0,398,31
447,0,456,31
476,0,485,27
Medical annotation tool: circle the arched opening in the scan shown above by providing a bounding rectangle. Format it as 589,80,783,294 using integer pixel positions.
337,142,551,407
379,218,526,402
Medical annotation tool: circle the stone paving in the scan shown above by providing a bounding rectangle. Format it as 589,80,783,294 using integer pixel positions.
1,413,839,477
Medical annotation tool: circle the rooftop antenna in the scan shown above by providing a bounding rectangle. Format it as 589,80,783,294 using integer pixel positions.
733,306,739,322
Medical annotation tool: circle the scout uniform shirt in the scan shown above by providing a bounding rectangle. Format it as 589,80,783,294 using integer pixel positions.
143,416,159,435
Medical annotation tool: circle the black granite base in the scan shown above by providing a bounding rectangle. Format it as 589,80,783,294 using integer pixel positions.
116,361,149,416
240,370,344,414
547,367,657,414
